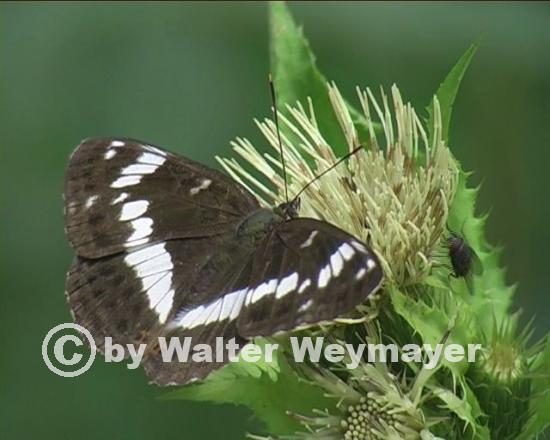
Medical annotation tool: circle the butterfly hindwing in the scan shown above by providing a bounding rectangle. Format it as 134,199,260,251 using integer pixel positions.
141,239,257,385
66,241,256,385
64,138,260,258
142,321,248,386
66,254,164,352
66,234,254,353
142,256,253,385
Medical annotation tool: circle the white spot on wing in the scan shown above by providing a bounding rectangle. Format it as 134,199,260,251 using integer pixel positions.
275,272,299,299
204,299,224,326
141,272,165,290
173,304,208,329
112,192,129,205
119,200,149,221
300,230,318,248
111,175,142,188
121,164,158,175
367,258,377,272
127,217,153,241
130,249,172,278
330,250,344,277
247,279,278,305
124,242,174,324
147,273,174,323
110,140,125,147
298,279,311,293
124,242,168,269
224,289,248,321
155,289,174,323
355,268,367,280
85,195,98,209
171,290,238,329
105,149,116,160
138,152,166,166
125,237,149,247
171,288,250,329
190,179,212,195
339,243,355,261
351,240,368,254
298,299,313,312
317,263,332,288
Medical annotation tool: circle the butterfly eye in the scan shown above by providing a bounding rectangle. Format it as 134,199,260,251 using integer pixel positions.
285,198,300,219
276,199,300,220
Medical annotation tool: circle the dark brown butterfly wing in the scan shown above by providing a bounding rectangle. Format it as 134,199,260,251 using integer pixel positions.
64,138,259,258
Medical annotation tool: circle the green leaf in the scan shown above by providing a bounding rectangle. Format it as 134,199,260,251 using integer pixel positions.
447,171,515,335
520,336,550,439
426,43,477,143
269,1,369,156
428,382,490,439
163,340,334,435
389,286,474,376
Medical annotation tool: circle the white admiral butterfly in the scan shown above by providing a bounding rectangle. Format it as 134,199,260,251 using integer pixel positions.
64,89,383,385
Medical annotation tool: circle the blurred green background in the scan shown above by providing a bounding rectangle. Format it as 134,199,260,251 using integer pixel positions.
2,2,549,439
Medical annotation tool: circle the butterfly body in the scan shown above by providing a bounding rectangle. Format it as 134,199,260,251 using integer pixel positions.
64,138,383,385
238,208,281,242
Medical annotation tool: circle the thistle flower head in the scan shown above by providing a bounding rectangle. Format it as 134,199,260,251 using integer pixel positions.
247,327,436,440
482,318,530,381
296,389,424,440
218,84,458,285
467,315,540,439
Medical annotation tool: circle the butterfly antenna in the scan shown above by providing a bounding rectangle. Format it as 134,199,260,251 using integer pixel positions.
291,145,364,202
269,74,289,204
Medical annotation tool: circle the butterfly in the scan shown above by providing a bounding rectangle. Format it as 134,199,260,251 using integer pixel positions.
64,137,384,385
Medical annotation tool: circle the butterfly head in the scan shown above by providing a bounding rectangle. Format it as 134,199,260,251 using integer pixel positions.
276,197,300,220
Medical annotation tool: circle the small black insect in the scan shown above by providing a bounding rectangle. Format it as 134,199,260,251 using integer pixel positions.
446,233,475,278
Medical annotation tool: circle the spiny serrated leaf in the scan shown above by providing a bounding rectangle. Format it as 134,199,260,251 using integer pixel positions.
163,340,333,435
426,43,477,143
447,171,515,335
269,1,369,156
389,286,473,376
428,383,490,440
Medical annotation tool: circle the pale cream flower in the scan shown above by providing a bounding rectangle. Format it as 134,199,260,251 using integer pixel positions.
217,83,458,285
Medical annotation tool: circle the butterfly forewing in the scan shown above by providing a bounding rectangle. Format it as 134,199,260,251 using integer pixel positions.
64,138,259,258
237,218,383,337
